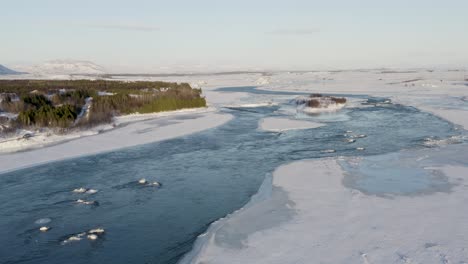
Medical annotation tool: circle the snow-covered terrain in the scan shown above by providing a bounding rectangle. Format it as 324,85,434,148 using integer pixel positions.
171,69,468,264
19,60,105,75
181,150,468,264
255,76,270,85
1,68,467,263
0,124,112,154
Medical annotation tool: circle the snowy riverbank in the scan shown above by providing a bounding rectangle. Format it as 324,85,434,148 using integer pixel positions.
0,107,232,174
181,145,468,263
0,107,221,154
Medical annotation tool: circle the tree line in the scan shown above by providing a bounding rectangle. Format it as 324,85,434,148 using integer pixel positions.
0,80,206,130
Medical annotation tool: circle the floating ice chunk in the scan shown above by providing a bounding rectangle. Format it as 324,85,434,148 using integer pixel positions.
151,181,161,187
88,228,105,234
356,147,365,151
138,178,147,184
72,187,87,193
76,199,97,205
321,149,336,153
62,229,105,244
73,188,98,194
85,189,98,194
347,139,356,143
67,236,82,242
87,234,98,240
62,232,86,244
39,226,50,232
137,178,161,187
356,134,367,138
87,228,104,240
346,130,353,133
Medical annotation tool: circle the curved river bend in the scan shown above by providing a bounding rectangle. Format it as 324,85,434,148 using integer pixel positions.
0,87,460,264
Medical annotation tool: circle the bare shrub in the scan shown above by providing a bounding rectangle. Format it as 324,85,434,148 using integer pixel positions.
307,99,321,108
330,97,347,104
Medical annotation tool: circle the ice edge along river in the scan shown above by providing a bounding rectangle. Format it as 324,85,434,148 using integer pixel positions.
180,149,468,263
176,80,468,262
178,108,468,263
0,107,233,174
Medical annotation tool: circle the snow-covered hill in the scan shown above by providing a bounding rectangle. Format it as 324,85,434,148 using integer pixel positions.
0,64,23,75
25,60,106,75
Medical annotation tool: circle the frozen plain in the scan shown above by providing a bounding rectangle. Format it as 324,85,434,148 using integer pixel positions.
1,69,468,263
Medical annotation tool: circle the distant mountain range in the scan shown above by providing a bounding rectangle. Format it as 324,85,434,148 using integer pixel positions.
0,64,24,75
25,60,106,75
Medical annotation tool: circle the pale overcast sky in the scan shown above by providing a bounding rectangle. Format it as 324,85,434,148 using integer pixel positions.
1,0,467,71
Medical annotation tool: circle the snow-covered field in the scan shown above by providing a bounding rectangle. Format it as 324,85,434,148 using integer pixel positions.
1,68,467,263
175,69,468,263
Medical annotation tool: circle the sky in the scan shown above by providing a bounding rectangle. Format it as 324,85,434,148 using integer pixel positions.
1,0,468,72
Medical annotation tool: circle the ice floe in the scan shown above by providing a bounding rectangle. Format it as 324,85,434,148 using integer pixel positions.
76,199,98,205
258,117,323,132
62,228,105,244
39,226,50,232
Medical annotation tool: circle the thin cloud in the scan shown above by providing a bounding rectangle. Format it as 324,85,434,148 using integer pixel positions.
87,23,160,32
266,28,320,35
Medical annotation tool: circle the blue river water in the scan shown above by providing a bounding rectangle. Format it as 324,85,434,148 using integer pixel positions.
0,87,461,264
